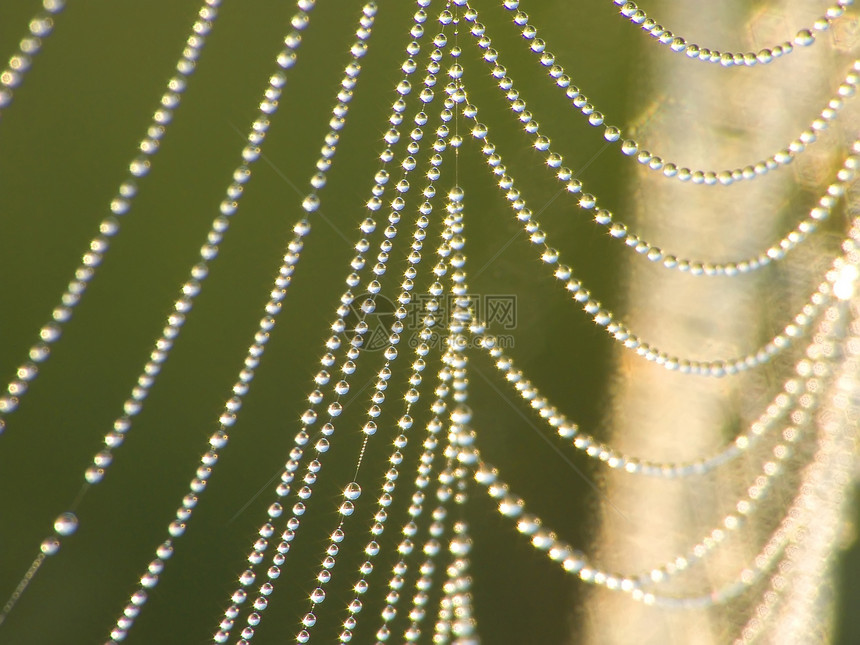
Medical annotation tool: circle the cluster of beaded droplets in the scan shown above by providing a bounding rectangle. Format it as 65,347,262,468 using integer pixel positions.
0,0,858,643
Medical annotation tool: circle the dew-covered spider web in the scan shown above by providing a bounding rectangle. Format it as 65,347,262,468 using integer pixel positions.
1,0,860,643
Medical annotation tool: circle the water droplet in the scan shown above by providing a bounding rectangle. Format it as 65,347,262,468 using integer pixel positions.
534,135,550,151
129,157,150,177
54,512,78,536
298,192,319,213
604,125,621,141
40,537,60,555
39,322,61,343
620,139,638,156
794,29,814,46
343,482,362,500
301,409,317,425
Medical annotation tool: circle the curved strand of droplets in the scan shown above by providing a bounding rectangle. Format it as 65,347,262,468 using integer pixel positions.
103,1,336,641
464,104,844,377
507,0,852,68
473,219,860,473
482,338,820,583
646,304,857,610
468,418,809,611
466,281,859,608
478,323,825,478
470,454,637,597
603,0,851,67
627,340,836,589
464,5,860,188
732,301,860,643
0,0,66,122
452,160,848,604
462,40,859,275
0,0,224,630
213,6,438,643
52,26,308,511
0,0,223,430
731,465,846,642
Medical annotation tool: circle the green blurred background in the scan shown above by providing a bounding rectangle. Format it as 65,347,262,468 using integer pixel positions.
0,1,857,643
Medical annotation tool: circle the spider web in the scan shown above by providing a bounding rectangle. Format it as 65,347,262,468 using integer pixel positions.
0,1,858,644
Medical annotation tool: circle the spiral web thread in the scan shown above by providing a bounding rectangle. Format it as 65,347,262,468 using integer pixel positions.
0,0,858,643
